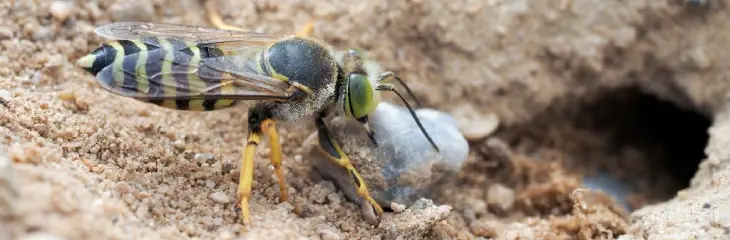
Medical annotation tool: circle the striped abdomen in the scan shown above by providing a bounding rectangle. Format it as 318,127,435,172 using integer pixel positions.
77,38,238,111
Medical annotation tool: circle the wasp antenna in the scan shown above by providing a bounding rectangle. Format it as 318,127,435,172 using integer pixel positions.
377,84,440,152
377,72,423,107
392,75,423,107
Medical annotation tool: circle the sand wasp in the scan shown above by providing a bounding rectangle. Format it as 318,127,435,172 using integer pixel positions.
76,21,439,226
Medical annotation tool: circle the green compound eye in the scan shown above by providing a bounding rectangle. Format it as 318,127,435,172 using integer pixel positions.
345,73,376,119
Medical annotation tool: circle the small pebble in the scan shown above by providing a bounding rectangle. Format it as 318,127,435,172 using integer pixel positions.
309,181,336,204
173,139,185,150
483,138,513,166
74,99,89,112
32,27,54,41
194,153,215,163
210,192,230,204
123,193,135,205
177,200,190,210
50,1,76,22
390,202,406,213
33,123,48,136
470,220,503,238
451,104,500,141
462,196,488,221
0,89,13,102
221,161,234,174
116,182,132,194
486,184,515,212
0,27,12,40
205,180,216,189
135,123,154,132
157,185,170,195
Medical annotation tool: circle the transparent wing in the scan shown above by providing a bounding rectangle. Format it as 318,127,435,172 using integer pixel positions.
95,46,292,101
95,22,293,51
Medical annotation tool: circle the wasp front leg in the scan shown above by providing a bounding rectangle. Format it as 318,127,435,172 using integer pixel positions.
314,117,384,222
205,0,314,36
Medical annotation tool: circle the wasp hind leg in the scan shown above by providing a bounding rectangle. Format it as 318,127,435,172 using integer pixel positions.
314,118,384,223
237,112,289,228
205,0,314,36
261,119,288,202
237,130,259,227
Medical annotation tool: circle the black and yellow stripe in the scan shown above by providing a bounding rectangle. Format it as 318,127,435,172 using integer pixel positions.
185,41,207,111
157,38,180,109
77,37,238,111
119,40,144,95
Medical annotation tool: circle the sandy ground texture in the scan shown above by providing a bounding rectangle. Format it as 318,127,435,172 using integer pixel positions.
2,0,730,239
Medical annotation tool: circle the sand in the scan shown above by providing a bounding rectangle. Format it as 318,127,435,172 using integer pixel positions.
2,0,730,239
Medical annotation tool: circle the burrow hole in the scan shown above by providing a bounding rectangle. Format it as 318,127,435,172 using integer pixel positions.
579,87,710,205
505,86,711,210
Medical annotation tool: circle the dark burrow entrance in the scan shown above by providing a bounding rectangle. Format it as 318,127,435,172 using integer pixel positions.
571,87,711,207
436,86,713,238
482,86,713,216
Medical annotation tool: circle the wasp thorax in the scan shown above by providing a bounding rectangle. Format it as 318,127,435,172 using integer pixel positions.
266,37,336,91
344,73,377,119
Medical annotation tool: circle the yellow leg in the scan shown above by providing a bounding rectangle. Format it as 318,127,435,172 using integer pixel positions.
205,0,315,36
237,132,260,226
314,118,384,220
296,21,315,37
205,0,248,31
261,119,288,202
